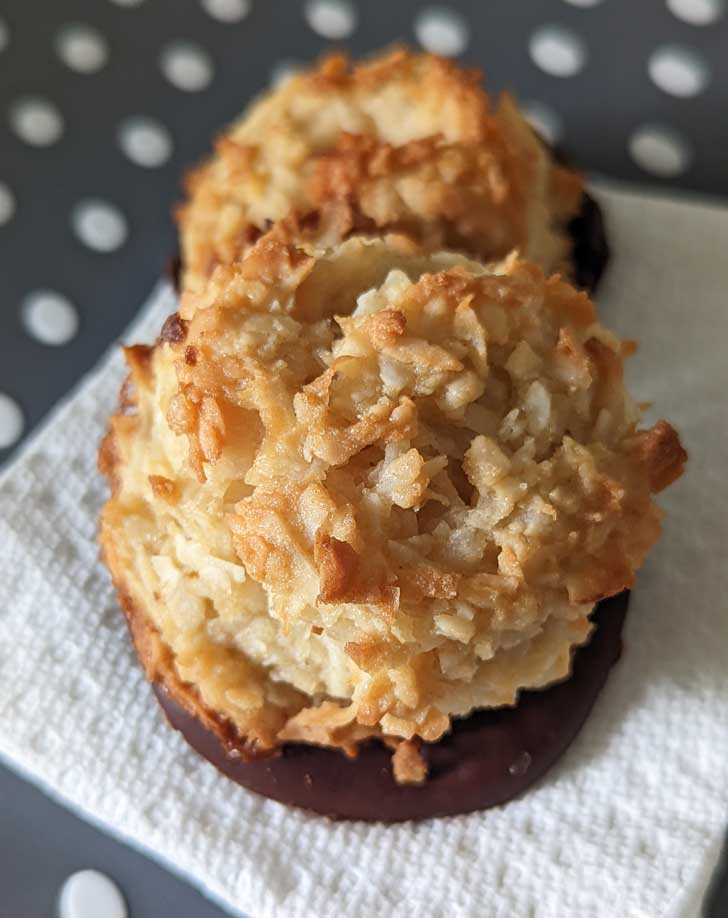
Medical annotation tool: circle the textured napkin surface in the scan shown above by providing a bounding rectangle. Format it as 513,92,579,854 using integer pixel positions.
1,186,727,918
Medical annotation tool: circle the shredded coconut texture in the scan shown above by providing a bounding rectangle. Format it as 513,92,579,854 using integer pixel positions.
100,232,686,779
177,48,583,294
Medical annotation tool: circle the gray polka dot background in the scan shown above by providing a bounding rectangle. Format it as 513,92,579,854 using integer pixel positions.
0,1,727,916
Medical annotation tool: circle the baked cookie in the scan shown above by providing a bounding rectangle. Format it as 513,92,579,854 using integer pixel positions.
177,49,599,295
100,230,685,818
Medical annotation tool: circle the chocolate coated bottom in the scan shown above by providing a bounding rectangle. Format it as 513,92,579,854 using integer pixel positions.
155,592,628,822
569,192,610,294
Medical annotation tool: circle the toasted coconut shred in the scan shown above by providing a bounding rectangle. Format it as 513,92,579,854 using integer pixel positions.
99,231,685,779
177,48,583,295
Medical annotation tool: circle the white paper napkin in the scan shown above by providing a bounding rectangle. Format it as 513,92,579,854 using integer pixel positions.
1,185,726,918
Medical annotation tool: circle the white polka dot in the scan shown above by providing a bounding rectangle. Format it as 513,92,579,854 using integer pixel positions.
523,101,563,146
270,59,304,87
72,199,128,252
201,0,251,22
648,45,709,97
0,18,9,53
414,7,469,57
529,25,587,78
22,290,79,346
9,97,64,147
304,0,357,39
58,870,127,918
55,24,108,73
160,42,214,92
118,116,172,167
0,183,15,225
562,0,603,6
629,125,692,177
667,0,724,25
0,394,24,450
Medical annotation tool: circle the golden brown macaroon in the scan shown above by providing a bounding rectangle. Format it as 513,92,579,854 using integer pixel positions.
99,230,685,783
177,48,584,294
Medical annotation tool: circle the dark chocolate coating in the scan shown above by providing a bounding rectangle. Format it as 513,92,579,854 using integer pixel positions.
549,136,610,294
166,253,182,293
568,192,610,294
154,592,628,822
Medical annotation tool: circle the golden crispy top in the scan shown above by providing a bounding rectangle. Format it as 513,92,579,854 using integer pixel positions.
177,48,583,294
100,231,685,780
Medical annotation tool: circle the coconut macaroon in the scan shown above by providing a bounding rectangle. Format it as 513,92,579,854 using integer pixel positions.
100,231,685,784
177,48,585,295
